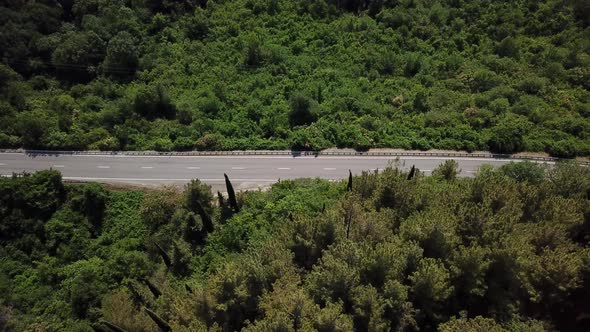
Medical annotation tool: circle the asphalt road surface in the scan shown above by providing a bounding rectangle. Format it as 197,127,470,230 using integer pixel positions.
0,152,552,190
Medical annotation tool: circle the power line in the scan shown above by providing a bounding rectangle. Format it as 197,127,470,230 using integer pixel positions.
3,58,138,74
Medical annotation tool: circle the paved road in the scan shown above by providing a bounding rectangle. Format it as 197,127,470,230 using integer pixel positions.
0,152,550,190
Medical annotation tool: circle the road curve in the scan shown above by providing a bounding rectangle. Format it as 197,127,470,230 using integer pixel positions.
0,152,551,190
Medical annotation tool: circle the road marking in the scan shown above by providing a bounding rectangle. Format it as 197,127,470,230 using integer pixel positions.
323,168,336,170
53,165,65,168
232,167,245,170
187,166,200,170
277,167,291,170
39,176,278,182
97,166,110,169
141,166,153,169
422,169,432,172
0,163,6,166
465,170,477,173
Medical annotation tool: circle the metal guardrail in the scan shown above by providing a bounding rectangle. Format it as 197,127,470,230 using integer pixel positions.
0,149,588,166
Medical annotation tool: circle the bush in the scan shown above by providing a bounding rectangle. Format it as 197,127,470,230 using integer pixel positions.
499,161,546,184
195,133,225,150
547,139,578,158
150,137,174,152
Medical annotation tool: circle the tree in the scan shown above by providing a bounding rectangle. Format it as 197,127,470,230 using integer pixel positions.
347,170,353,192
409,258,453,327
496,36,518,58
407,165,416,180
102,31,138,79
133,85,177,120
140,186,181,232
244,40,263,67
144,308,171,332
289,94,317,128
51,31,105,81
224,173,239,213
438,315,505,332
499,161,545,184
15,112,52,149
488,114,531,154
433,160,460,181
71,183,108,235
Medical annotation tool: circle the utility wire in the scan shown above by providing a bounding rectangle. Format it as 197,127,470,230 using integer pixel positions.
3,58,137,74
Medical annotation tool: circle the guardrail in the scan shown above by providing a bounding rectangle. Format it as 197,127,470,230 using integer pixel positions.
1,149,588,166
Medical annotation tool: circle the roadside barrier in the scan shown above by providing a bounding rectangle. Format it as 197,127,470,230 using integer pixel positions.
1,149,588,166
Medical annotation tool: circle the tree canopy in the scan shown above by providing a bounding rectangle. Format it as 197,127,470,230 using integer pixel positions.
0,0,588,156
1,160,590,330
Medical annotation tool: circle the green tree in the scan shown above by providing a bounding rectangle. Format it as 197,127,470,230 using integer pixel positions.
102,31,138,79
133,85,177,120
488,114,531,154
499,161,545,184
51,31,105,81
289,94,317,128
432,160,460,181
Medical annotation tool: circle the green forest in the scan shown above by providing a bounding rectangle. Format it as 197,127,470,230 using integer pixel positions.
1,160,590,331
1,0,589,156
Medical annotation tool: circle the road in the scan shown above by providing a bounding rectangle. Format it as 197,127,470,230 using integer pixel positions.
0,152,549,190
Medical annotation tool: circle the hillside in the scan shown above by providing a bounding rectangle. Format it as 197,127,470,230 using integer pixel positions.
1,161,590,330
0,0,589,155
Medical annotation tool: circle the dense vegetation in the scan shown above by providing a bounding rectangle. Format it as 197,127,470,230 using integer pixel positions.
0,0,589,156
1,160,590,331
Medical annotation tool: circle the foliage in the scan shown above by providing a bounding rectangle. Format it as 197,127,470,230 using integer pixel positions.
0,1,588,156
2,161,590,330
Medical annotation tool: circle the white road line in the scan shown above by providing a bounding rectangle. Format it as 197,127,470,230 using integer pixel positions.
187,166,200,170
53,165,65,168
465,170,477,173
323,168,337,170
421,169,432,172
0,163,5,166
97,166,110,169
232,167,245,170
277,167,291,170
141,166,153,169
55,176,277,182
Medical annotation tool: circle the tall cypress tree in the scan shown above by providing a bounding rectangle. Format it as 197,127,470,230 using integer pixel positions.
407,165,416,180
144,307,172,332
224,173,239,212
347,169,353,192
155,242,171,268
142,278,162,298
100,321,128,332
194,200,213,233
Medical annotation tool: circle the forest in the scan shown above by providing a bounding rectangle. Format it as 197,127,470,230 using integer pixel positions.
1,160,590,331
0,0,589,156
